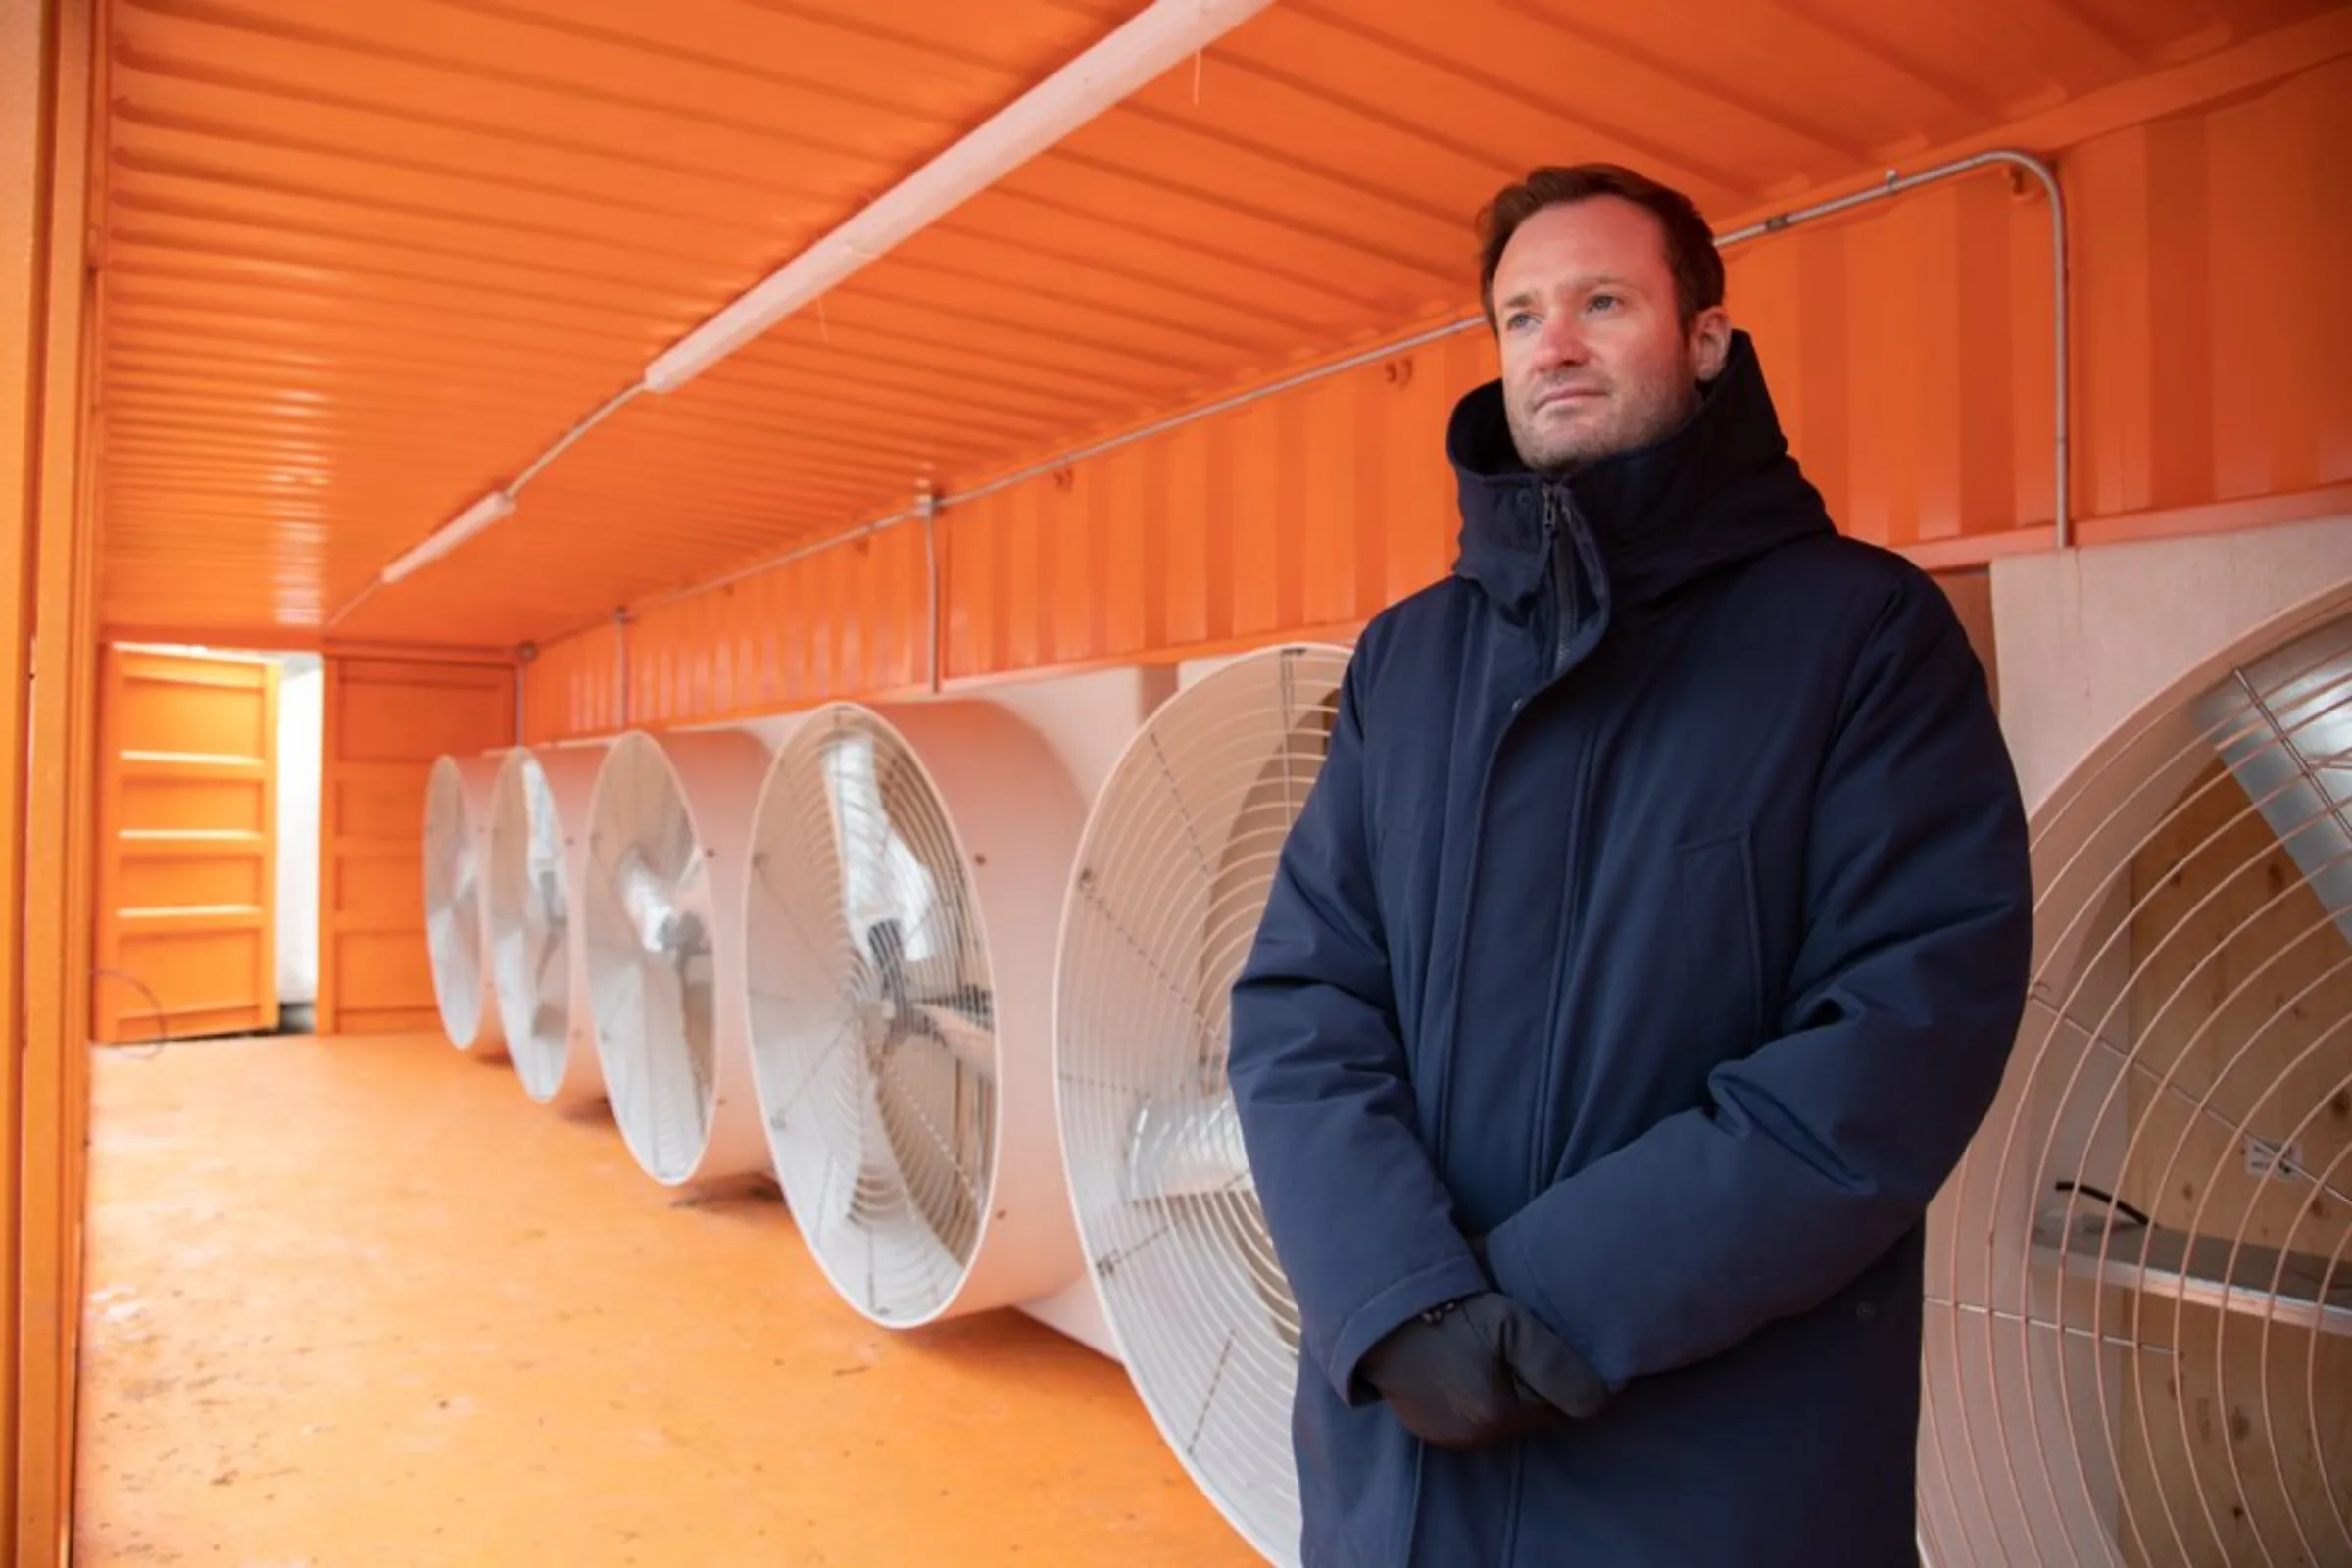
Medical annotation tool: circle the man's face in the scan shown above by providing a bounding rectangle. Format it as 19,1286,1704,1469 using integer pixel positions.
1491,196,1730,475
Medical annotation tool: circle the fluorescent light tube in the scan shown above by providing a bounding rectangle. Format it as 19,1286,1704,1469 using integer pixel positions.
380,490,514,585
362,0,1268,609
640,0,1274,394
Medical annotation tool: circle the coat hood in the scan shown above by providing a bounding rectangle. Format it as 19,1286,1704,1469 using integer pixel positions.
1446,328,1835,613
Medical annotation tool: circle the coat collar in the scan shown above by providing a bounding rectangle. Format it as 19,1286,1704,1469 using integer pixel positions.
1446,329,1834,614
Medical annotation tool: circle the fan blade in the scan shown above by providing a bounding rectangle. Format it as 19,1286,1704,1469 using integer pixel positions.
531,924,564,992
1124,1088,1254,1203
870,1024,987,1260
910,1003,993,1077
2194,622,2352,947
615,847,690,956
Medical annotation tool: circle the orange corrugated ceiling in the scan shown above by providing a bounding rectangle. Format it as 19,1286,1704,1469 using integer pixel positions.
92,0,2339,649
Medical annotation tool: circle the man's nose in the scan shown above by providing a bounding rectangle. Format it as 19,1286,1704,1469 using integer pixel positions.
1534,313,1589,369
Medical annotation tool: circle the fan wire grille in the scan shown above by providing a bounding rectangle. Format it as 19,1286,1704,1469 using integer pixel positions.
585,735,719,1183
1055,645,1348,1565
491,754,574,1102
425,759,487,1047
1921,609,2352,1567
748,706,996,1322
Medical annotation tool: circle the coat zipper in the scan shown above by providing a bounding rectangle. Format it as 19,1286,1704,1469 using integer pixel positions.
1431,484,1592,1175
1520,482,1578,1202
1544,484,1579,677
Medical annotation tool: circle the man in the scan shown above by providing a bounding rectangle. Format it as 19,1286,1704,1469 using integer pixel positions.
1227,164,2034,1566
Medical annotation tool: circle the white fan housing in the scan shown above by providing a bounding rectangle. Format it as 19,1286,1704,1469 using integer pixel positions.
744,699,1088,1329
1921,586,2352,1567
584,728,772,1186
488,743,609,1106
424,752,507,1058
1054,643,1350,1567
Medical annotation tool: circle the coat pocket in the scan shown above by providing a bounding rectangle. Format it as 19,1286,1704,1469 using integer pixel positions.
1675,828,1766,1050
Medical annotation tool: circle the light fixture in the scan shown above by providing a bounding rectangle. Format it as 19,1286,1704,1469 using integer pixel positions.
380,490,514,585
354,0,1273,607
639,0,1275,394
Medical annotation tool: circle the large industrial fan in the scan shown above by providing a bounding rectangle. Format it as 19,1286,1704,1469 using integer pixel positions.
1054,643,1351,1566
487,743,609,1106
424,753,507,1058
744,700,1089,1329
1921,594,2351,1566
584,728,771,1187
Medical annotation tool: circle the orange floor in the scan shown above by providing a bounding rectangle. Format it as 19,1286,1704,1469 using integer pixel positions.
74,1033,1261,1566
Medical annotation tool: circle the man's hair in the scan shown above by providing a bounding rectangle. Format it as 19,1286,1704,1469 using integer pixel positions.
1476,164,1725,331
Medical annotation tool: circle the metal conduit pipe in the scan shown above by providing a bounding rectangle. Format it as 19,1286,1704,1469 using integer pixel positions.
625,148,2070,659
919,486,943,695
613,609,630,729
514,644,531,743
1712,150,2070,550
344,0,1277,633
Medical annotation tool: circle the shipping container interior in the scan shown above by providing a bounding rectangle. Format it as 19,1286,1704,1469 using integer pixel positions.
7,0,2352,1562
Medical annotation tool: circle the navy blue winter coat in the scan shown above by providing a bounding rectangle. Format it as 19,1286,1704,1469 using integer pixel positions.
1228,329,2034,1567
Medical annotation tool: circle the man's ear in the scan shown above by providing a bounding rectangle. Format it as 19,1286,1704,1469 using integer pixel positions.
1690,306,1733,381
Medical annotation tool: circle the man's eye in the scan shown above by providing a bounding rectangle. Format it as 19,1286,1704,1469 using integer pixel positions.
1588,294,1620,313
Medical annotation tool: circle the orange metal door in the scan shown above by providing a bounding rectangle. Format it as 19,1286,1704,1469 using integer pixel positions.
91,647,282,1044
317,655,516,1036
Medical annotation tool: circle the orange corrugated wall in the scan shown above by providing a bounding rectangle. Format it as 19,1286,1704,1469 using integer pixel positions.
318,655,516,1036
515,56,2348,740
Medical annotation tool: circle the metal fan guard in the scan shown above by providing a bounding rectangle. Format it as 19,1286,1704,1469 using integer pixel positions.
489,750,574,1102
424,755,491,1049
584,732,722,1185
1054,644,1349,1566
1919,603,2352,1567
746,703,1001,1325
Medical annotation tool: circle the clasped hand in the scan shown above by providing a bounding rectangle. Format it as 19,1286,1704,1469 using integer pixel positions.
1359,1288,1606,1450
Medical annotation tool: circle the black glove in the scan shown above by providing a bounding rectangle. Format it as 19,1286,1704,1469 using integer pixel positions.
1358,1291,1607,1450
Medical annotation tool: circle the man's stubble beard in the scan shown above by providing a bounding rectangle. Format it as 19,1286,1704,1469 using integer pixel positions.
1506,355,1703,479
